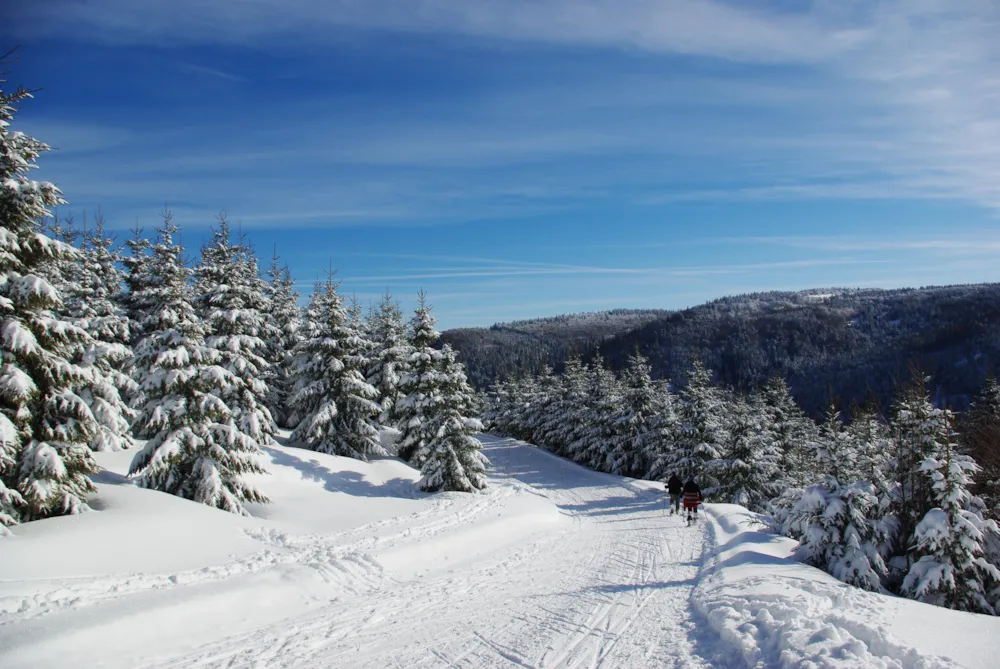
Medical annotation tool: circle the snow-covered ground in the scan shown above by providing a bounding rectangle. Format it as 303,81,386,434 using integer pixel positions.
2,434,998,668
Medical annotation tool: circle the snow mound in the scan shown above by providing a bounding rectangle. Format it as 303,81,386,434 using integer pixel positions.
0,440,562,669
694,504,998,669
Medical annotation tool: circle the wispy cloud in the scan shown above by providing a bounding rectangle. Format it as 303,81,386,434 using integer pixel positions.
705,235,1000,255
12,1,1000,214
176,62,246,82
14,1,864,62
344,257,885,285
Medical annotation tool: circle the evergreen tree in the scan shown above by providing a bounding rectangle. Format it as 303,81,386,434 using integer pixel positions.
288,274,382,460
520,364,559,449
605,352,658,477
121,222,154,342
415,345,489,492
814,404,857,482
365,291,409,426
901,411,1000,613
787,478,892,592
669,358,727,489
567,357,620,471
783,403,894,592
396,292,449,466
711,394,779,512
961,376,1000,521
37,212,81,301
128,213,268,515
644,380,680,482
262,252,302,428
65,213,136,451
195,217,276,445
890,375,949,562
848,403,893,494
1,76,101,526
760,375,814,487
482,379,513,435
541,356,590,458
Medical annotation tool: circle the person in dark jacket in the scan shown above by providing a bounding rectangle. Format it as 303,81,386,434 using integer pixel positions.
683,477,702,523
666,474,683,515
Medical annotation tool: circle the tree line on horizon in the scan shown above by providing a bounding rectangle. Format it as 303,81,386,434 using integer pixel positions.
0,73,489,536
444,284,1000,417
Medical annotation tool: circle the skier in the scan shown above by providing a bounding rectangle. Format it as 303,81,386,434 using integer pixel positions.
683,476,702,524
666,473,683,515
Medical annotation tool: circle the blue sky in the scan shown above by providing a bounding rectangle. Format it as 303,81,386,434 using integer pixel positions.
7,1,1000,329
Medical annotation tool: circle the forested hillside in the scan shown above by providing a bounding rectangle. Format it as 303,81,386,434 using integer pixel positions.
445,285,1000,415
440,309,670,388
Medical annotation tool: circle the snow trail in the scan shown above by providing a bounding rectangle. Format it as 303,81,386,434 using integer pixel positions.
150,435,714,668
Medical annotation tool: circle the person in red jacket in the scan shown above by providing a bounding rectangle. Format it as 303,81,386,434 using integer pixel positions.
683,477,702,524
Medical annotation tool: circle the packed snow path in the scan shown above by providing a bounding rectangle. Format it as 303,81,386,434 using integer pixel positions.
4,436,993,668
157,436,714,668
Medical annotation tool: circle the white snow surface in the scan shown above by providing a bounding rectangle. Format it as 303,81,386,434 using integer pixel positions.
1,434,997,668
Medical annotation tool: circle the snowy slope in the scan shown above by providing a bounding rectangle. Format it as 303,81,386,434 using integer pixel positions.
2,435,998,668
694,505,998,668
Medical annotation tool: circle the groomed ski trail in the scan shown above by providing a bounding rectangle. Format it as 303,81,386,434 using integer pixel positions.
155,435,716,668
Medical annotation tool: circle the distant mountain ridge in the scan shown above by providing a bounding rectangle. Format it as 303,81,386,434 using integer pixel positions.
441,284,1000,415
440,308,671,388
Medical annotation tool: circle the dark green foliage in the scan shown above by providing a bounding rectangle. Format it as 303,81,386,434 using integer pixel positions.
447,285,1000,417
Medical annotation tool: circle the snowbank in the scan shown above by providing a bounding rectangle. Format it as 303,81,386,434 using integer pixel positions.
694,504,999,669
0,440,563,669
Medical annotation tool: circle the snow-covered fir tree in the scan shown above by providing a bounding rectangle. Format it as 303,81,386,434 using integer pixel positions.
760,375,814,487
643,380,680,482
395,292,449,466
900,410,1000,613
0,78,101,527
500,370,529,443
520,364,560,450
195,217,276,445
669,358,727,489
814,404,857,482
567,357,621,471
36,212,81,300
121,222,154,342
605,352,658,477
783,403,894,591
543,356,591,459
63,213,136,451
288,274,383,460
128,213,268,515
365,291,410,427
848,403,893,495
890,375,950,560
787,477,893,592
414,344,489,493
482,379,512,435
262,252,302,428
711,394,779,512
961,376,1000,521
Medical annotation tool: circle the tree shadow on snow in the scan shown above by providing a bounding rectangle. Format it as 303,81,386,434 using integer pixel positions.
90,469,131,485
547,577,699,600
714,548,795,571
555,495,667,518
716,529,789,555
264,447,420,499
591,577,699,592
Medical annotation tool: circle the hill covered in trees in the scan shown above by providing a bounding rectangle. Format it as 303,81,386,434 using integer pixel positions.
440,309,671,388
444,285,1000,415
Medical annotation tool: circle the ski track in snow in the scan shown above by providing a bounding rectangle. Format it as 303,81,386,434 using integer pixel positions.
4,437,965,668
0,479,509,624
140,436,715,668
